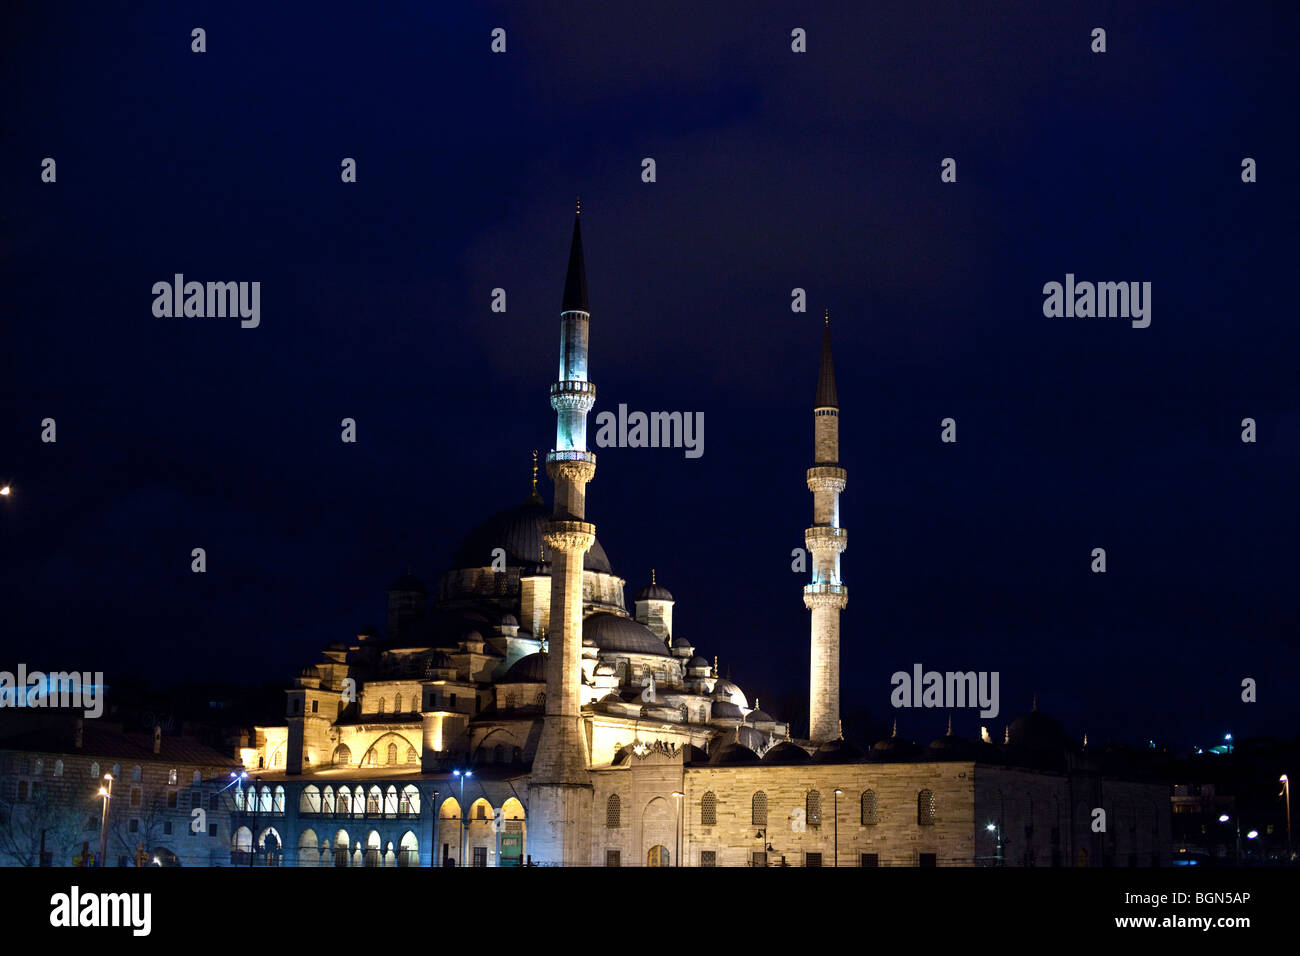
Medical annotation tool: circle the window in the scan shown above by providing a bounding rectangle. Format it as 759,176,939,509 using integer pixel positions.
387,743,398,765
701,850,716,867
192,770,202,785
292,699,301,714
861,789,879,825
394,693,402,712
473,846,487,867
191,791,202,810
129,819,139,833
406,746,418,765
311,699,319,713
919,853,937,867
606,849,621,867
606,794,621,828
17,781,28,801
167,791,179,808
132,765,141,782
130,788,141,808
90,762,100,778
366,750,377,767
34,759,43,776
806,852,823,867
367,789,381,814
163,821,173,835
918,789,936,826
701,791,717,826
208,824,218,837
111,764,121,779
208,793,219,811
378,697,386,714
506,693,518,710
752,850,767,867
752,791,767,826
493,744,504,764
806,790,822,828
449,693,457,710
54,760,64,777
861,853,879,867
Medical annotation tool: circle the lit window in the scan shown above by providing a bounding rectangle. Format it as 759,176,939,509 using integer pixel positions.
806,790,822,827
752,791,767,826
701,791,717,826
918,789,936,826
606,794,621,828
861,789,878,826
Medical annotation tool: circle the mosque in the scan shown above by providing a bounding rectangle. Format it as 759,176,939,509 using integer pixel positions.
231,210,1170,868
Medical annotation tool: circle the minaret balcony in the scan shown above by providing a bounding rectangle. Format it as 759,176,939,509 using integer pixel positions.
550,380,597,413
543,520,596,554
806,466,847,494
803,583,849,610
805,526,848,553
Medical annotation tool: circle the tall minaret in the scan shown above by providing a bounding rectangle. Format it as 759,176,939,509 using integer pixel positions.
528,202,597,865
805,310,848,744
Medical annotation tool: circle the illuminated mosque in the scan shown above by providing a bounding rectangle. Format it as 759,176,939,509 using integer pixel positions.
232,211,1170,868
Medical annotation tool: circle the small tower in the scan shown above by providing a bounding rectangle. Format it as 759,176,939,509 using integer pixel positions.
633,569,674,642
529,203,598,865
805,310,848,744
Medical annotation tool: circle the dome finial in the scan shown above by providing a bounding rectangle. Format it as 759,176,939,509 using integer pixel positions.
947,714,954,736
651,568,656,585
891,718,898,738
825,307,830,327
1003,725,1010,745
576,195,581,216
714,655,718,678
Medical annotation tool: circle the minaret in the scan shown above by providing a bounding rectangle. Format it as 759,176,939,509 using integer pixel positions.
528,202,597,865
805,309,848,744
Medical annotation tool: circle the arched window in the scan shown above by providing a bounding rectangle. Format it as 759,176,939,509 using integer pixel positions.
111,764,121,779
322,787,336,815
34,758,43,776
168,768,177,785
333,745,351,766
54,760,64,777
367,787,381,814
131,765,141,782
606,794,621,828
918,789,936,826
701,791,717,826
377,697,386,714
273,785,285,813
387,743,398,765
366,750,377,767
535,690,546,708
90,762,100,779
405,746,418,764
806,790,822,828
192,770,202,785
861,789,879,825
475,802,488,821
505,692,519,710
752,791,768,826
394,693,402,712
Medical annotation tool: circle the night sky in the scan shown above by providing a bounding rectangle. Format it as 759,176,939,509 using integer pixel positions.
2,1,1296,751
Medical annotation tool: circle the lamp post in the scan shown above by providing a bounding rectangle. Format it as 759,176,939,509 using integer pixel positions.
1219,813,1243,864
453,769,471,866
833,789,843,867
96,774,113,868
986,822,1002,866
429,788,439,867
1281,775,1292,859
671,791,684,867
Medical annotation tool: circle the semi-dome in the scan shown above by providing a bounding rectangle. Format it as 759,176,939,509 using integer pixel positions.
871,723,921,761
502,653,547,683
814,737,866,764
709,740,760,765
927,718,982,760
583,613,669,657
710,699,744,720
450,497,612,573
745,708,774,724
711,678,747,709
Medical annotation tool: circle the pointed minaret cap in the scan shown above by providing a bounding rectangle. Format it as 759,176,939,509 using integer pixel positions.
815,310,838,408
562,206,588,313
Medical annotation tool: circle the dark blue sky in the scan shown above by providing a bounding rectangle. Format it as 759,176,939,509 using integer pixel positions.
2,1,1296,750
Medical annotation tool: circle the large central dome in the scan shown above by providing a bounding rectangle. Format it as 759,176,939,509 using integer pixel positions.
450,496,613,573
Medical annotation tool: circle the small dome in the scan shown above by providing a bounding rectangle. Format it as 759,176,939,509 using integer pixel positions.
599,693,623,704
594,662,615,676
499,613,519,627
709,740,760,765
682,744,710,765
635,581,674,602
746,708,774,724
871,724,921,761
687,656,710,671
763,741,811,765
814,738,866,764
1008,708,1070,752
502,653,547,683
388,572,427,593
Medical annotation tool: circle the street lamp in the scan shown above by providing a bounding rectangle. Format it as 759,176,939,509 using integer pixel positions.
986,822,1002,865
97,774,113,868
833,789,843,867
1280,775,1292,858
1219,813,1243,863
452,769,471,866
671,792,684,866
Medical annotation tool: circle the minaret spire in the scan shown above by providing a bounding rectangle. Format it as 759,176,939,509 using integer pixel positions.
805,312,848,744
529,205,599,866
